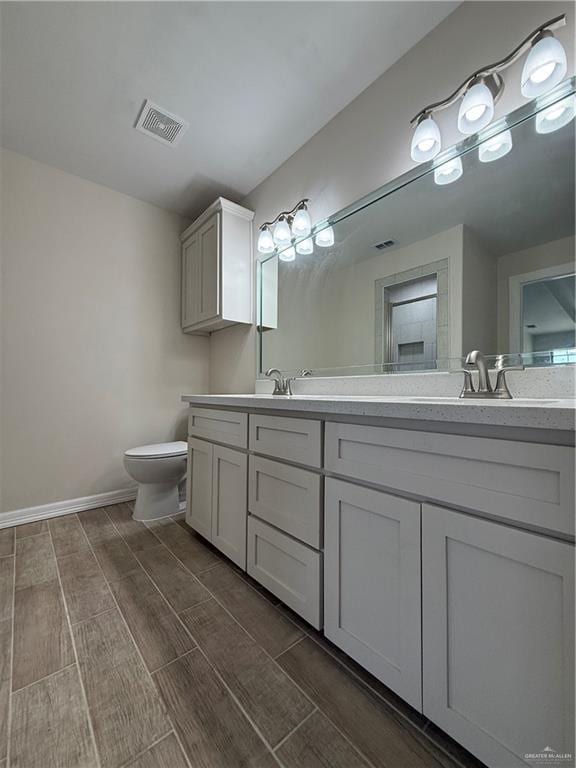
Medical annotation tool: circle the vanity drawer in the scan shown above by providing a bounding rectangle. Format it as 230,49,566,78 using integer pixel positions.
325,422,575,536
249,414,322,467
249,456,322,548
188,407,247,449
247,516,323,629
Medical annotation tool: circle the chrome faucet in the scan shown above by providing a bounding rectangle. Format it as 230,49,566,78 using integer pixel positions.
265,368,294,396
456,351,524,399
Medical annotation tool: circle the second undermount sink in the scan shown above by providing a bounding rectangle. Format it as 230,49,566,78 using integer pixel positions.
405,397,561,405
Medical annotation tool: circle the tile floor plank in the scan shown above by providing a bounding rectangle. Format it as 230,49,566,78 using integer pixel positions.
58,549,115,624
74,608,171,768
199,563,303,657
93,539,141,582
0,529,14,558
106,504,162,552
110,569,194,672
15,534,57,590
0,557,14,622
277,637,447,768
136,545,209,613
148,519,221,573
276,710,370,768
153,650,276,768
124,733,189,768
181,598,313,747
78,507,121,546
10,665,98,768
15,520,48,539
12,579,75,690
0,619,11,762
49,514,91,558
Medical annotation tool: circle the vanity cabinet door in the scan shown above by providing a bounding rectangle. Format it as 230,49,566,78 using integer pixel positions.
186,438,213,540
182,231,201,328
211,445,247,569
422,504,575,768
324,478,422,711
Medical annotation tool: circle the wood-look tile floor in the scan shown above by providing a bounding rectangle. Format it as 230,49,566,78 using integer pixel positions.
0,504,485,768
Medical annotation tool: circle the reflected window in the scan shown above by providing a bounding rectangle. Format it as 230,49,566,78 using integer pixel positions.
521,273,576,364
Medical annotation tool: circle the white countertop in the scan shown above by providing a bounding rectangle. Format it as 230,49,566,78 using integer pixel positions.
181,393,576,432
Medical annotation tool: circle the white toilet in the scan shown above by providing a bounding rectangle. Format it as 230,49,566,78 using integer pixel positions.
123,441,187,521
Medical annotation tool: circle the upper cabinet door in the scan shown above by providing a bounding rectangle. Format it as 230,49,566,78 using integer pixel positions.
324,478,422,711
186,438,213,540
182,231,201,328
211,444,247,569
422,504,575,768
198,212,219,321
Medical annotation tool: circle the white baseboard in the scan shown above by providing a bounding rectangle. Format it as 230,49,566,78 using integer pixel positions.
0,486,138,530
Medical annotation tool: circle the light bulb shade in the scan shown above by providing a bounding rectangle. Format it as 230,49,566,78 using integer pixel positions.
434,156,463,186
315,225,335,247
291,207,312,238
257,226,275,254
411,116,441,162
273,218,292,247
295,237,314,255
521,34,567,98
478,129,513,163
279,246,296,262
458,82,495,135
535,95,576,134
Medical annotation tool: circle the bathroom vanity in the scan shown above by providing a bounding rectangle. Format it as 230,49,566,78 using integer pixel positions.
180,79,576,768
181,393,575,768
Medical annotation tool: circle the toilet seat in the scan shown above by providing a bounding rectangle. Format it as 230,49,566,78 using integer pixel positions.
124,441,187,459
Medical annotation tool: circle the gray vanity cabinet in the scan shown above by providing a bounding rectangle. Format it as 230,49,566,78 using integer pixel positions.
324,478,422,711
422,504,575,768
186,437,213,540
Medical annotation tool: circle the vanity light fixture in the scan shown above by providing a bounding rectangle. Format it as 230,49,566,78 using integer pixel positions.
296,237,314,255
409,14,567,158
315,225,335,247
434,156,463,186
257,198,313,254
535,94,576,133
478,129,513,162
279,245,296,262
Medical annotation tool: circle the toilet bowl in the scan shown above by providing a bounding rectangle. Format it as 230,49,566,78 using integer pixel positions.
124,441,187,521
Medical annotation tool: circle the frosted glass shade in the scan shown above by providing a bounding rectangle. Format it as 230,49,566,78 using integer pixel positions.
257,227,275,254
411,116,441,162
296,237,314,255
458,82,495,134
479,129,513,163
434,156,463,186
273,218,292,247
521,35,567,98
315,225,335,247
291,207,312,238
279,246,296,262
535,95,575,134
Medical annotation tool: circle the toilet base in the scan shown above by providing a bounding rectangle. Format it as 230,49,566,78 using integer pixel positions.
132,482,180,521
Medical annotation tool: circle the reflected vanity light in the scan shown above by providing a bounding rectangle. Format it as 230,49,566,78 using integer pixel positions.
479,129,513,162
535,95,576,133
434,156,463,186
278,245,296,262
409,14,567,159
315,225,335,247
296,237,314,255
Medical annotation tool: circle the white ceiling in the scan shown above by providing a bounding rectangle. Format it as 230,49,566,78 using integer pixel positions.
0,1,458,217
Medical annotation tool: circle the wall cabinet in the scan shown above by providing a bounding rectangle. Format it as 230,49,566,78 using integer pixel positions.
324,478,422,710
185,438,247,569
422,504,574,768
181,197,254,335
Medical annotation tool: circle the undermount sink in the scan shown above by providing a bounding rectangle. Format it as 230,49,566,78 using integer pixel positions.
406,397,561,404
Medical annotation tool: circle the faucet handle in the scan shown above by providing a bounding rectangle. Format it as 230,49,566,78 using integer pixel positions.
493,360,525,399
452,368,476,398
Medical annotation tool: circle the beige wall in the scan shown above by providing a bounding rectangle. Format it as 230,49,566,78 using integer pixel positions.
497,235,575,350
209,0,574,392
0,149,209,514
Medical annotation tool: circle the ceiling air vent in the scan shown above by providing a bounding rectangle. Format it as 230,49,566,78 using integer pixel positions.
135,100,189,147
374,239,396,250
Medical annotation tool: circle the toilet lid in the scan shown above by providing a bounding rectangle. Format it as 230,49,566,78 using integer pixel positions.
125,441,187,458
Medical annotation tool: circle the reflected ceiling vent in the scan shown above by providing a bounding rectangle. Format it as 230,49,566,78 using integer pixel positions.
135,100,189,147
374,239,396,250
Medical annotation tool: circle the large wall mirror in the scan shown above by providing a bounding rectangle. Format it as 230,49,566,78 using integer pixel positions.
258,79,575,377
